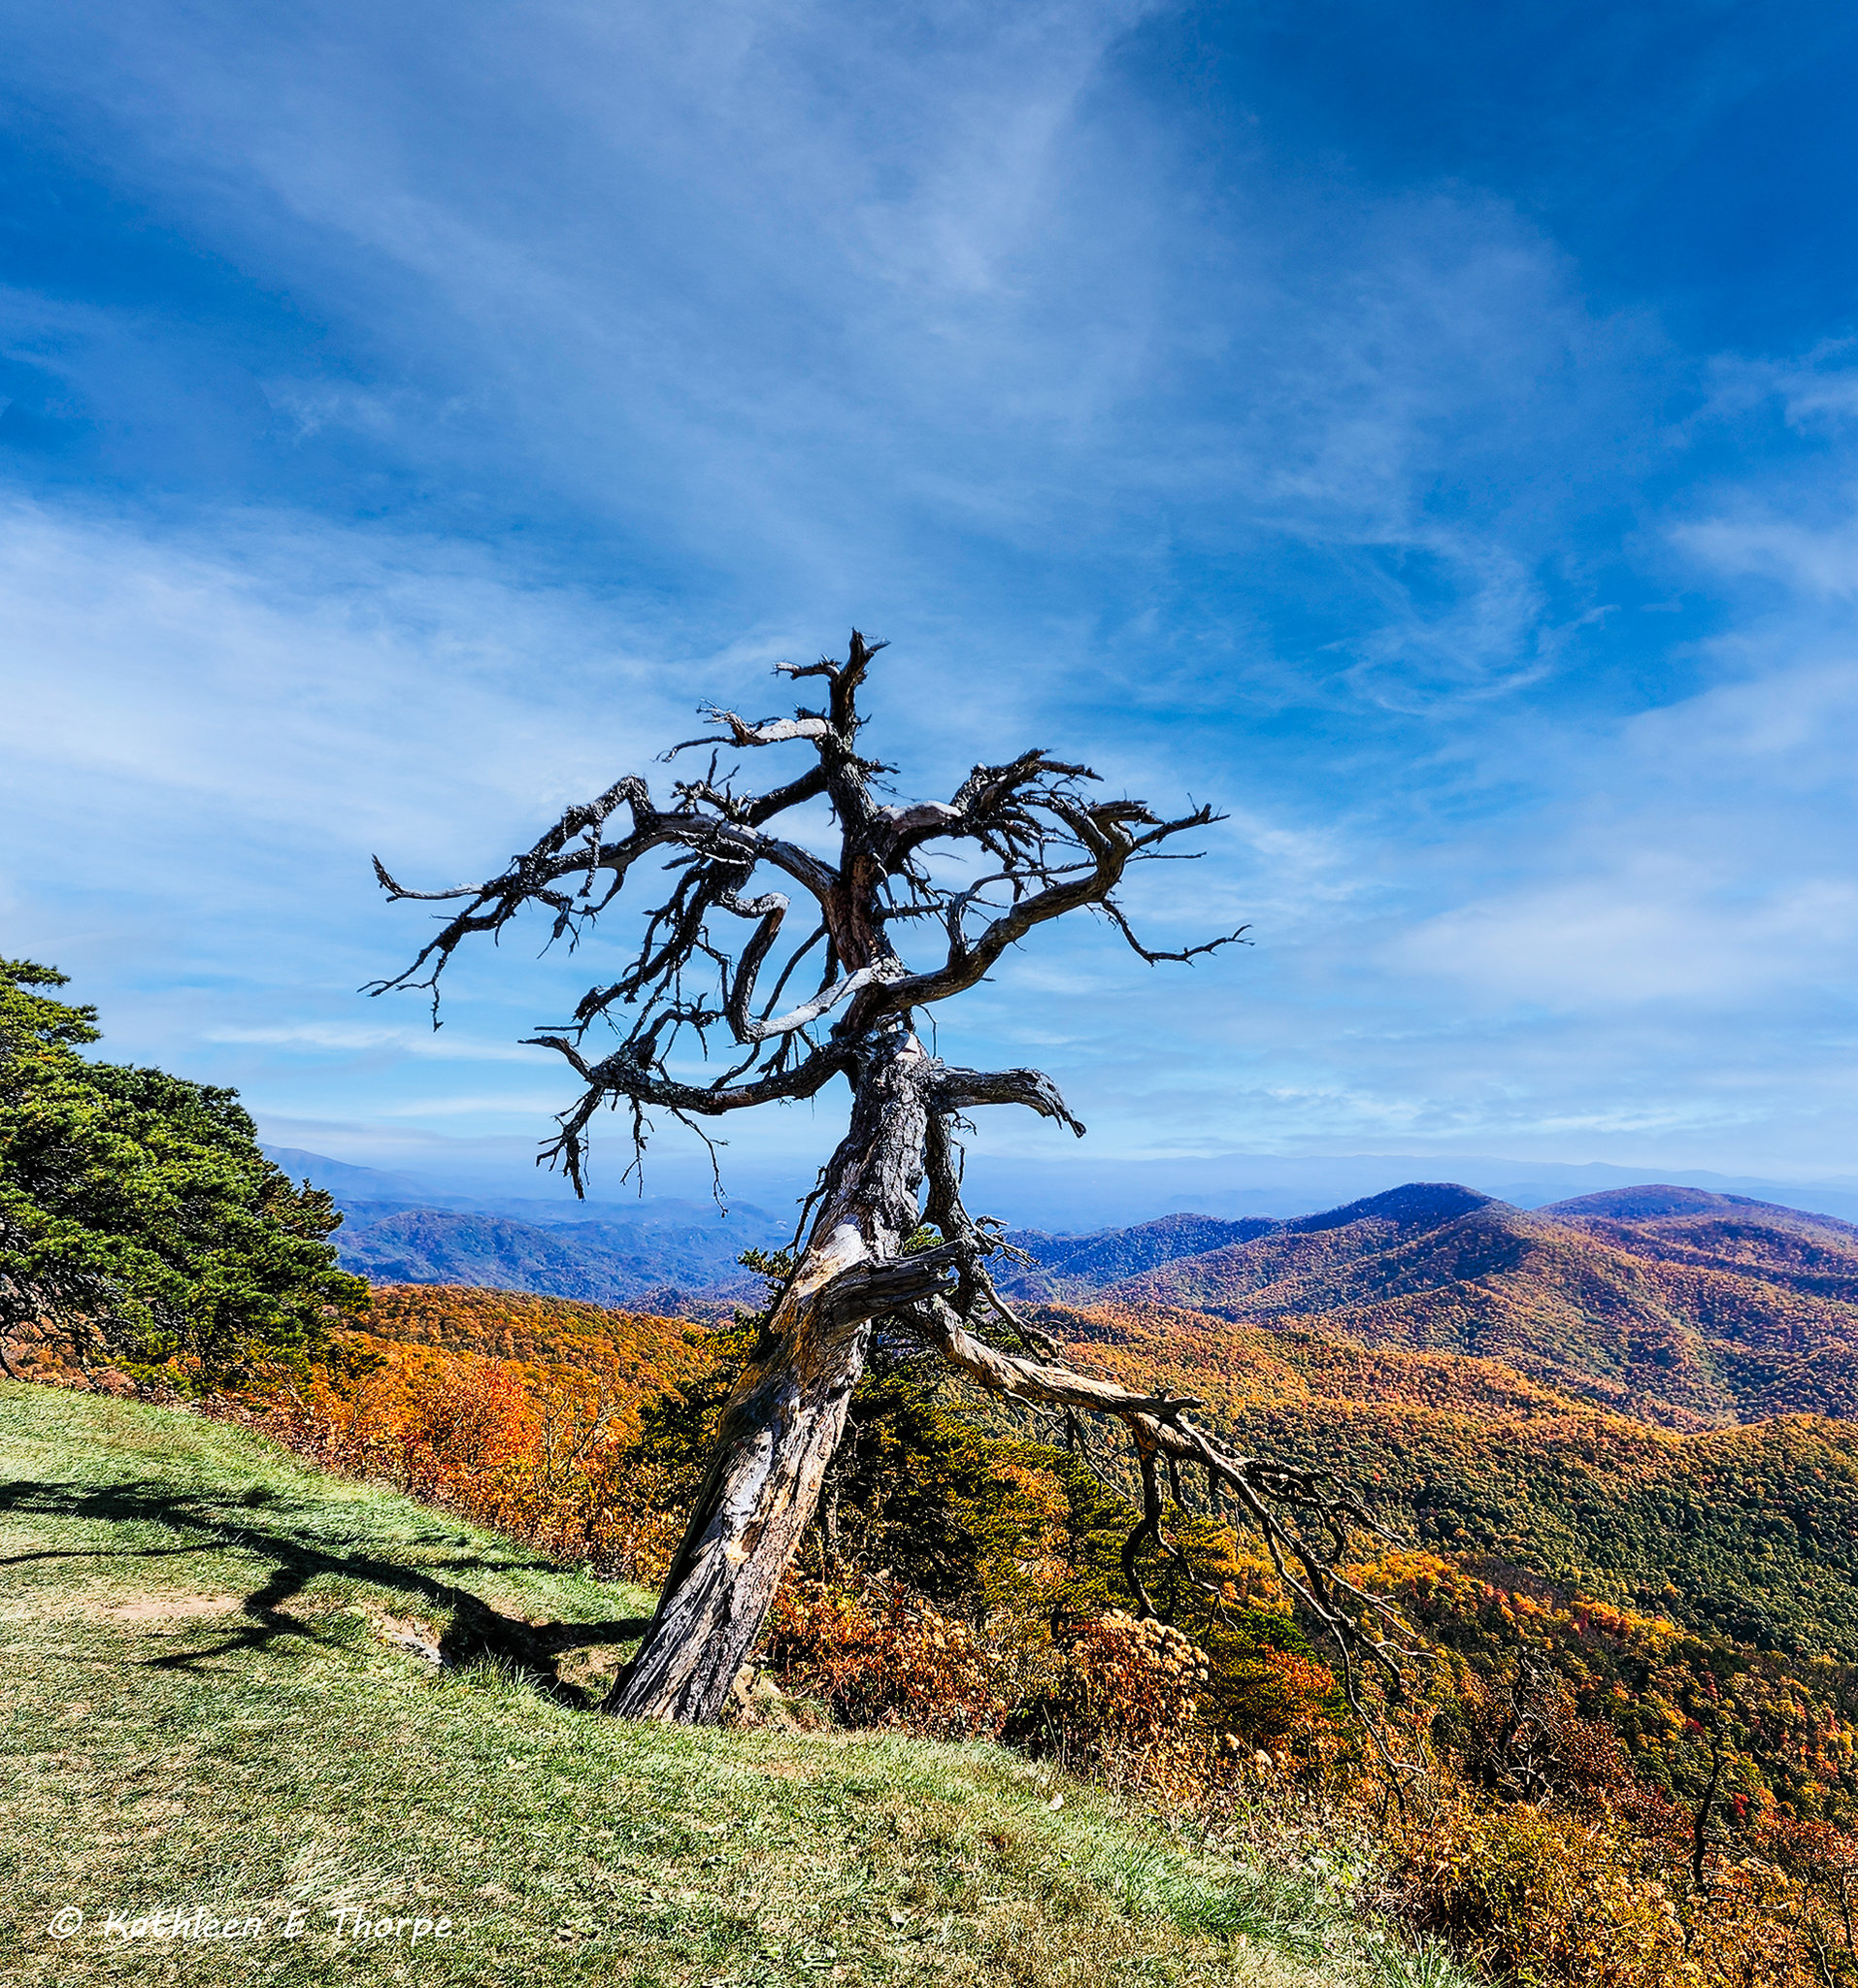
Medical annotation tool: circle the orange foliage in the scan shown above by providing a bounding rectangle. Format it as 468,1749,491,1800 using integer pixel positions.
349,1283,706,1440
1385,1794,1858,1988
244,1332,674,1574
759,1577,1005,1739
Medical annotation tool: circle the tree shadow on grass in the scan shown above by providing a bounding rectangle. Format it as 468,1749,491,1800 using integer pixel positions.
0,1477,650,1706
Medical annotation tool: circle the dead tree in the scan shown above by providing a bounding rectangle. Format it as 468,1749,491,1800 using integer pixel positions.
368,632,1403,1724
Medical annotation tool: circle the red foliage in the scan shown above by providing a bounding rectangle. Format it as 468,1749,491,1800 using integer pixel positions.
760,1576,1006,1739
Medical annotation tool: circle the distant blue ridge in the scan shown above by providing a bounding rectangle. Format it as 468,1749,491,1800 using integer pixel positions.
269,1142,1858,1315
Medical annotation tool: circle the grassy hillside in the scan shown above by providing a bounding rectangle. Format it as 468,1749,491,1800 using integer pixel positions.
0,1379,1451,1988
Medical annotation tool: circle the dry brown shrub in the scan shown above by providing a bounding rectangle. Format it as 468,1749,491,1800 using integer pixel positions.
1388,1799,1687,1987
759,1575,1006,1738
1747,1820,1858,1984
1002,1610,1221,1794
1460,1664,1635,1809
1383,1790,1849,1988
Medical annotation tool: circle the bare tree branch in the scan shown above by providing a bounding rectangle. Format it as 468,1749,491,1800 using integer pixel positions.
936,1064,1086,1137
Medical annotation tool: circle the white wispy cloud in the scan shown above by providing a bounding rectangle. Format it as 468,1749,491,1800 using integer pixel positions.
7,0,1858,1199
203,1022,543,1062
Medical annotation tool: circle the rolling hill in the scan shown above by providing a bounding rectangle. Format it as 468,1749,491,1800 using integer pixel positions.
1543,1184,1858,1301
997,1213,1283,1301
1088,1184,1858,1429
986,1183,1858,1666
1012,1292,1858,1659
353,1283,706,1389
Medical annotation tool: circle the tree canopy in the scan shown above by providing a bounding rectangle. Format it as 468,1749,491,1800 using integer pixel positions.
0,959,366,1382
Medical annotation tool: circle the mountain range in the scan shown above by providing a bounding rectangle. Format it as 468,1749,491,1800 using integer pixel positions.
269,1141,791,1309
335,1176,1858,1661
307,1131,1858,1438
331,1205,783,1310
1080,1183,1858,1428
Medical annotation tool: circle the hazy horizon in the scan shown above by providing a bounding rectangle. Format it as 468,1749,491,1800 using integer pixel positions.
265,1139,1858,1237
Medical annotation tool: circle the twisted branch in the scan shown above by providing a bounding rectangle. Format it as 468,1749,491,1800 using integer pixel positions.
367,630,1238,1193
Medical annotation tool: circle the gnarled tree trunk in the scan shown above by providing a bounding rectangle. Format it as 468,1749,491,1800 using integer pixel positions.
608,1026,935,1721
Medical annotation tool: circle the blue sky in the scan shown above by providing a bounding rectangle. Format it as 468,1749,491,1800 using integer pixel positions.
7,1,1858,1215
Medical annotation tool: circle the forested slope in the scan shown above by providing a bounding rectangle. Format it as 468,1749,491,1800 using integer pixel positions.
353,1282,700,1388
1028,1294,1858,1659
997,1213,1283,1302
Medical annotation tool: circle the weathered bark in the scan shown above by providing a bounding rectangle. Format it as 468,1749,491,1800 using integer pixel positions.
607,1025,938,1721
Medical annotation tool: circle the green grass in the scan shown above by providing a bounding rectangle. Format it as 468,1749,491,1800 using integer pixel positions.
0,1379,1466,1987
